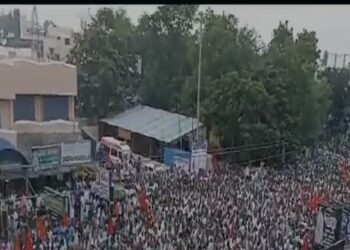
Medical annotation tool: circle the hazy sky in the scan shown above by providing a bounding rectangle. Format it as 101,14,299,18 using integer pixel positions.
1,5,349,64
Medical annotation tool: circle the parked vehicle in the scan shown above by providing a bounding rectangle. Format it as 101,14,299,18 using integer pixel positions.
96,137,131,167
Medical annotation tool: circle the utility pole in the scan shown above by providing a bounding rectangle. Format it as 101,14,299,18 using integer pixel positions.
344,54,347,69
196,16,203,141
334,53,338,68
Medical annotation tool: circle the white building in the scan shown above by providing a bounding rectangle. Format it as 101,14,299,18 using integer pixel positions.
19,14,75,62
43,23,75,62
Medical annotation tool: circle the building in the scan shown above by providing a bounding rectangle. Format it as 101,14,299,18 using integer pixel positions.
99,105,204,159
0,8,75,62
0,59,81,162
43,22,75,62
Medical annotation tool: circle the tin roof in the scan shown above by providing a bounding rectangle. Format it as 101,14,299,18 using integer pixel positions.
100,105,201,143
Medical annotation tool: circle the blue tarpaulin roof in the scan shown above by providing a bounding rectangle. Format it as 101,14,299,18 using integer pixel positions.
0,138,28,164
100,105,201,143
0,138,15,151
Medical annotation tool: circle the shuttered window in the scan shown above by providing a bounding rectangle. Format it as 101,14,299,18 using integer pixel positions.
42,96,69,121
13,95,35,121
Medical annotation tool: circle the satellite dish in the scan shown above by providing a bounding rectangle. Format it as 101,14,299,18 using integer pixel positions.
1,38,7,46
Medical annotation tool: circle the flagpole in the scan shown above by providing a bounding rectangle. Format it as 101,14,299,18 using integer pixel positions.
196,15,203,141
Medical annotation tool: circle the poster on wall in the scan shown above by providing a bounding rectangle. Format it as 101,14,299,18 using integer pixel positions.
61,141,92,165
32,144,60,169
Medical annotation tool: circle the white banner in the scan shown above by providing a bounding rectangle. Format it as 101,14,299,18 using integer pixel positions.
191,140,208,174
98,168,110,200
61,141,91,165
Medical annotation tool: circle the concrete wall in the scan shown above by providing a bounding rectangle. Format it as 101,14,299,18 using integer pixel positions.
13,120,79,134
0,99,13,130
0,59,77,100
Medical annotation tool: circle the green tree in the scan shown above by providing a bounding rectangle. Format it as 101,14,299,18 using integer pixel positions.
135,5,199,111
323,67,350,135
68,8,140,119
261,21,330,146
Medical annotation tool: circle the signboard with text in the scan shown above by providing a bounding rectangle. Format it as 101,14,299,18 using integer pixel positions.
32,144,60,169
61,141,91,165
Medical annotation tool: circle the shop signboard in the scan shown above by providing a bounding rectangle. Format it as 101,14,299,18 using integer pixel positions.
32,144,60,169
61,141,92,165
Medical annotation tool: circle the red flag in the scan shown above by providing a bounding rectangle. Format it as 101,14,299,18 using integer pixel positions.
36,217,46,241
15,234,21,250
302,233,309,250
310,194,321,214
107,218,115,236
26,226,33,250
63,212,70,229
138,189,148,212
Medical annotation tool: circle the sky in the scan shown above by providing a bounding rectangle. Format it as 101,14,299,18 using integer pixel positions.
1,5,349,66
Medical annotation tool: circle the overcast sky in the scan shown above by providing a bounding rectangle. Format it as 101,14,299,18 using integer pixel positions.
1,5,349,65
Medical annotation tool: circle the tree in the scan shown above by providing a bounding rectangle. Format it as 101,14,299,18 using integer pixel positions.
323,68,350,135
261,21,330,146
68,8,140,119
135,5,199,111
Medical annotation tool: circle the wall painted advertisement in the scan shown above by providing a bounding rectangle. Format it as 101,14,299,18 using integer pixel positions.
61,141,92,165
32,144,60,169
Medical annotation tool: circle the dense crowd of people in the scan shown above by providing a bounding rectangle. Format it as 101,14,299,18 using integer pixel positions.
1,136,350,249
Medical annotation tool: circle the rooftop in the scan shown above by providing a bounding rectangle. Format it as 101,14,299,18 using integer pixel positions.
100,105,201,143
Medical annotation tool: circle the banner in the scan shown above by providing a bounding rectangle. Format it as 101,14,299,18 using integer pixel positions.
315,204,342,249
340,207,350,240
32,144,60,169
42,187,68,218
61,141,91,165
97,169,110,200
163,147,191,171
191,140,207,174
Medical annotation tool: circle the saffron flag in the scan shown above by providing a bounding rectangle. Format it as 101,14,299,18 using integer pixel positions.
302,233,309,250
36,217,46,241
107,218,115,236
138,189,148,213
310,194,321,214
26,226,33,250
63,212,70,229
15,234,21,250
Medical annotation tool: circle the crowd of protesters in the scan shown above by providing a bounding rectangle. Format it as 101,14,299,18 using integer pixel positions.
0,136,350,249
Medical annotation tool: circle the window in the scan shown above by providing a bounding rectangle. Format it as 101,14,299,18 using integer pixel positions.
49,48,54,55
57,36,61,40
64,38,70,46
13,95,35,121
42,96,69,121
